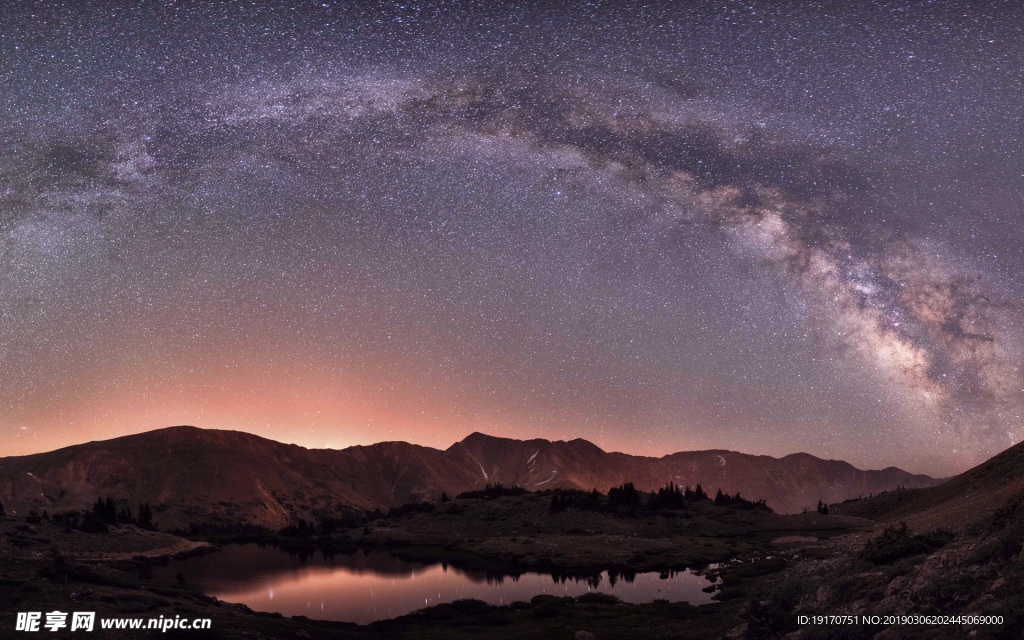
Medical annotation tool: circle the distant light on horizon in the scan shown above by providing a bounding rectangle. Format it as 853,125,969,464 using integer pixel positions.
2,2,1023,477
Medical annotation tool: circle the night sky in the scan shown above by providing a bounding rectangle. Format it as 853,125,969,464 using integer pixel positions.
2,1,1022,476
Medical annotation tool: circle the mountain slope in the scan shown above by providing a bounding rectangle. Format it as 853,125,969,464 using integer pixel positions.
446,432,937,514
0,427,937,528
832,439,1024,528
0,426,480,530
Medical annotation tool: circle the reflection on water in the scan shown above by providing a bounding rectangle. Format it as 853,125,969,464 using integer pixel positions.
151,544,716,624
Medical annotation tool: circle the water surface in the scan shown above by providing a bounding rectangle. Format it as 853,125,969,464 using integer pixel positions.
152,543,716,624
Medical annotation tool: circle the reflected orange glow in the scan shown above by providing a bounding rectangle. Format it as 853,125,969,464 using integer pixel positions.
156,545,714,624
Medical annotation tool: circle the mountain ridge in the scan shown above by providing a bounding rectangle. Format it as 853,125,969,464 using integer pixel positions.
0,426,938,528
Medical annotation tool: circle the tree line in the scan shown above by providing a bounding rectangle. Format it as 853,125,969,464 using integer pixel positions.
551,481,770,515
1,495,159,532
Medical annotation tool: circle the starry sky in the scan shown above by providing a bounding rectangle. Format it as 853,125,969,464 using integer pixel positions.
1,1,1022,476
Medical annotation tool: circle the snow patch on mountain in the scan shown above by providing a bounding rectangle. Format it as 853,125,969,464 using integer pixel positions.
532,470,559,486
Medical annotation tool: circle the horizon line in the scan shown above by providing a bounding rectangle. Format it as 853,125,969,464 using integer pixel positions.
0,423,939,478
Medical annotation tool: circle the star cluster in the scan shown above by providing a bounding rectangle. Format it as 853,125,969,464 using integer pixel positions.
1,1,1022,475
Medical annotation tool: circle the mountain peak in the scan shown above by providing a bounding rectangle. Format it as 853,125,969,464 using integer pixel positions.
459,431,511,444
566,437,606,454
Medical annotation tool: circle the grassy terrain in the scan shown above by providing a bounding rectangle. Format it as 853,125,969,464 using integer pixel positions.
10,477,1022,640
0,517,207,562
346,491,870,572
